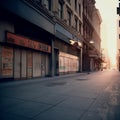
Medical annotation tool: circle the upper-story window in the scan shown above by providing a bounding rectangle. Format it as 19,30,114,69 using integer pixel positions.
44,0,51,11
75,17,78,31
34,0,42,5
79,4,81,17
79,22,82,34
75,0,77,11
58,1,63,19
67,10,71,26
67,0,71,4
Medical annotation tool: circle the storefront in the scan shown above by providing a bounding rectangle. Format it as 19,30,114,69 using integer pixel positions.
59,52,79,74
0,32,51,80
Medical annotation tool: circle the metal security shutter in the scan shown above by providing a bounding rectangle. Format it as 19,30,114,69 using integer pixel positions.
21,50,26,79
33,52,41,77
14,49,20,79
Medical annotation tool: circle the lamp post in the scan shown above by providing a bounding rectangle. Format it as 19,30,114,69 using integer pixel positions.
88,40,94,72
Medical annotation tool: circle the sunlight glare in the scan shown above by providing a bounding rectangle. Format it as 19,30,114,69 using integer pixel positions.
95,0,118,67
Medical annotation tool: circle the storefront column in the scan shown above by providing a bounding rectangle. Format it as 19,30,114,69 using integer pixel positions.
51,39,55,77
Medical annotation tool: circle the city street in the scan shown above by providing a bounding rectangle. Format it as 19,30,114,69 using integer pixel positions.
0,70,120,120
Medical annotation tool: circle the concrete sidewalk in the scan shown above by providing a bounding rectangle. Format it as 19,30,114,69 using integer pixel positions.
0,72,88,86
0,71,118,120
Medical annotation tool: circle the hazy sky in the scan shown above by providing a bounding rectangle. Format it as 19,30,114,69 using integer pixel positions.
95,0,118,65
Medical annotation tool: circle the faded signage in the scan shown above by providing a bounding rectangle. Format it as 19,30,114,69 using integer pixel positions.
7,32,51,53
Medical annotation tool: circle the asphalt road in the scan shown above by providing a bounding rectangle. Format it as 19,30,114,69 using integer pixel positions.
0,70,120,120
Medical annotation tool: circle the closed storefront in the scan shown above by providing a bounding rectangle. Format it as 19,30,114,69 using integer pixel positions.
59,52,79,74
33,52,49,77
0,32,51,81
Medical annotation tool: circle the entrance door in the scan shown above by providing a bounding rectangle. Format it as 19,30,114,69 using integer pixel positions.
54,49,59,75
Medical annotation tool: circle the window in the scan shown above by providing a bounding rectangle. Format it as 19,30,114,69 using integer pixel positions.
67,0,71,4
79,4,81,17
75,0,77,11
119,34,120,39
67,11,71,26
79,22,82,34
75,18,78,31
34,0,42,5
44,0,51,11
58,1,63,19
119,20,120,27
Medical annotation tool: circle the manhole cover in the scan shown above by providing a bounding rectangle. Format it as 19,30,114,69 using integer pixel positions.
46,82,66,87
76,78,88,81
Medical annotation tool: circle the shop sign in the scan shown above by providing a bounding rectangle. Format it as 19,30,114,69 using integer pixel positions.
6,32,51,53
2,46,13,76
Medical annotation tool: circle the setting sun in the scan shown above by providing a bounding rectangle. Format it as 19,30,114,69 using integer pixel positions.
95,0,118,67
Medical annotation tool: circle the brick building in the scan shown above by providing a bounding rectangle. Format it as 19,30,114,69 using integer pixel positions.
0,0,102,81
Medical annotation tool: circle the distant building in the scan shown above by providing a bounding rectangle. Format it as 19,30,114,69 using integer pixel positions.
117,1,120,71
0,0,102,81
116,16,120,71
82,0,102,71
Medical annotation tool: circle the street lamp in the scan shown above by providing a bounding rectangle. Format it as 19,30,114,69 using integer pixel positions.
89,40,94,44
69,38,82,72
69,39,82,47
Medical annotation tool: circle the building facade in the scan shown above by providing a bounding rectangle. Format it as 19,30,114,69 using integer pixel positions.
0,0,101,81
117,1,120,71
116,16,120,71
82,0,102,71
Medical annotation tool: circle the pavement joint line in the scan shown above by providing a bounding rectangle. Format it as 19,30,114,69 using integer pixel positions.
31,97,69,119
78,84,114,120
79,97,98,120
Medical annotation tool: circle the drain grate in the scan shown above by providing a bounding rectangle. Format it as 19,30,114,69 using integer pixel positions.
46,82,66,87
